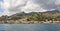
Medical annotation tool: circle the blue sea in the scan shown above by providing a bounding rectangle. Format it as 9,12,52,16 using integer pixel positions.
0,24,60,31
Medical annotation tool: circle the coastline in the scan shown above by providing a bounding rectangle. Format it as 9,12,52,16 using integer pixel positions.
0,20,60,24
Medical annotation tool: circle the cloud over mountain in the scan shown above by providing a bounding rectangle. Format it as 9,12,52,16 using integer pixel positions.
1,0,60,16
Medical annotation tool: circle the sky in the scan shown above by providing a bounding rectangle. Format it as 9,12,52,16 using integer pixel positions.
0,0,60,16
0,0,3,13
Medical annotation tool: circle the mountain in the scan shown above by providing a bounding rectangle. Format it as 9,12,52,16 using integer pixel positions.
43,10,60,13
10,10,60,17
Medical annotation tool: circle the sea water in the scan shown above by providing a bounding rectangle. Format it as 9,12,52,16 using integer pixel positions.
0,24,60,31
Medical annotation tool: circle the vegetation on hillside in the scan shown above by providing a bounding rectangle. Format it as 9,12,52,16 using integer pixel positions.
8,13,60,21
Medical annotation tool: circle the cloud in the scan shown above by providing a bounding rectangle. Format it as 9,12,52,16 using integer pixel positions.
32,0,60,10
22,1,47,13
55,0,60,5
8,0,47,14
3,0,27,16
0,0,60,16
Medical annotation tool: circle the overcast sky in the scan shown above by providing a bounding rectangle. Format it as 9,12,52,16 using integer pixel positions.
0,0,60,16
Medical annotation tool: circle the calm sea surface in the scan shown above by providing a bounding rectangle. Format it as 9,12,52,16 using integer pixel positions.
0,24,60,31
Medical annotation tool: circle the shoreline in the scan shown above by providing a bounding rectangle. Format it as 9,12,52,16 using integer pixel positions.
0,20,60,24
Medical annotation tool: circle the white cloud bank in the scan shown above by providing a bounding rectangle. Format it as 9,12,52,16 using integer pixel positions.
0,0,60,16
